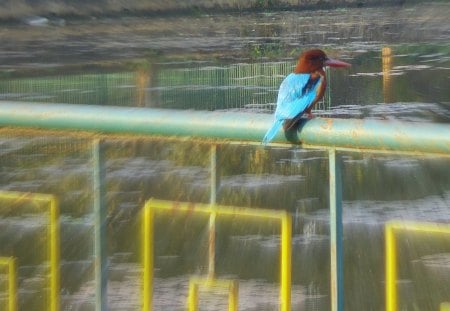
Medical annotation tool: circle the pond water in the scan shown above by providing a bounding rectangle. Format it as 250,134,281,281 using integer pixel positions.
0,2,449,121
0,2,449,311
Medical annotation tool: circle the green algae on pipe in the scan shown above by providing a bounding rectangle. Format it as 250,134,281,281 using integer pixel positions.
0,101,449,155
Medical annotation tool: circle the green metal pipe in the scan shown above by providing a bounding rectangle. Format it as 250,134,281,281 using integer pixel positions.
0,101,449,155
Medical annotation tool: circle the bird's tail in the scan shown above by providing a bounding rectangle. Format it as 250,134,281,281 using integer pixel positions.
262,119,283,145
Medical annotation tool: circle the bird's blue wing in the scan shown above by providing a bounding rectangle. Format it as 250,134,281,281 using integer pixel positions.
275,75,318,120
262,119,283,145
262,73,319,145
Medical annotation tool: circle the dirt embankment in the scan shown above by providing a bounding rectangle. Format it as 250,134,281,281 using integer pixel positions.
0,0,414,21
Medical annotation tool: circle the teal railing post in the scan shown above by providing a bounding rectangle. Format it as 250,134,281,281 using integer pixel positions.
328,148,344,311
208,144,220,278
93,139,108,311
210,144,219,205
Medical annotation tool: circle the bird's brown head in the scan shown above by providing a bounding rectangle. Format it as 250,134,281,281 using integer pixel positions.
294,49,351,74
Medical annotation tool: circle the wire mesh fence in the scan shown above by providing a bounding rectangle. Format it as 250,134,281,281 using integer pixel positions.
0,62,331,113
0,73,135,106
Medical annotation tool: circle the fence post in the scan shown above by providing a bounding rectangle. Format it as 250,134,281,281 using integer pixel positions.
328,148,344,311
209,144,219,278
280,212,292,311
142,205,154,311
93,139,108,311
210,144,220,204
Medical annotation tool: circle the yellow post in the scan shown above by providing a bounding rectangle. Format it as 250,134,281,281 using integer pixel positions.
385,221,450,311
385,223,397,311
228,280,239,311
441,302,450,311
9,258,16,311
49,197,60,311
187,281,199,311
0,257,17,311
142,205,154,311
280,212,292,311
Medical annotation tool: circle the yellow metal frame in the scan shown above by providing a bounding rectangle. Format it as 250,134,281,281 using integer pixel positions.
188,277,239,311
142,199,292,311
0,257,17,311
0,191,60,311
385,221,450,311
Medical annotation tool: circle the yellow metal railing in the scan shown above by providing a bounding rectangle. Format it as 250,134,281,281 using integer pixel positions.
188,277,239,311
385,221,450,311
142,199,292,311
0,257,16,311
0,191,60,311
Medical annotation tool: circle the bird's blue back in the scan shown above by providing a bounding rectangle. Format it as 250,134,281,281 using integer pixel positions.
262,73,320,144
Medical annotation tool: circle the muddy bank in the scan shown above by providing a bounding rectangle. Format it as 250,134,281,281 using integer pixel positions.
1,0,419,21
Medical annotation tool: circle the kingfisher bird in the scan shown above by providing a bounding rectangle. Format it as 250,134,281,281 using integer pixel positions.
262,49,351,145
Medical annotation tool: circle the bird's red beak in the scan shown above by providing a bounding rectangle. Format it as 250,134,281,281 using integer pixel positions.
324,58,351,68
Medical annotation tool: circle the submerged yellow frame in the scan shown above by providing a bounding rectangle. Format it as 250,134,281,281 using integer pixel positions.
385,221,450,311
142,199,292,311
187,277,239,311
0,191,59,311
0,257,17,311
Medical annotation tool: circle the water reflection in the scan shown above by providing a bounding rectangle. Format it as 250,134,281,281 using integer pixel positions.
382,46,393,103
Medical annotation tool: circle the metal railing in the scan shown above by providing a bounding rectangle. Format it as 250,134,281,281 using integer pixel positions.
142,199,291,311
385,221,450,311
0,101,449,311
0,101,449,155
0,191,59,311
